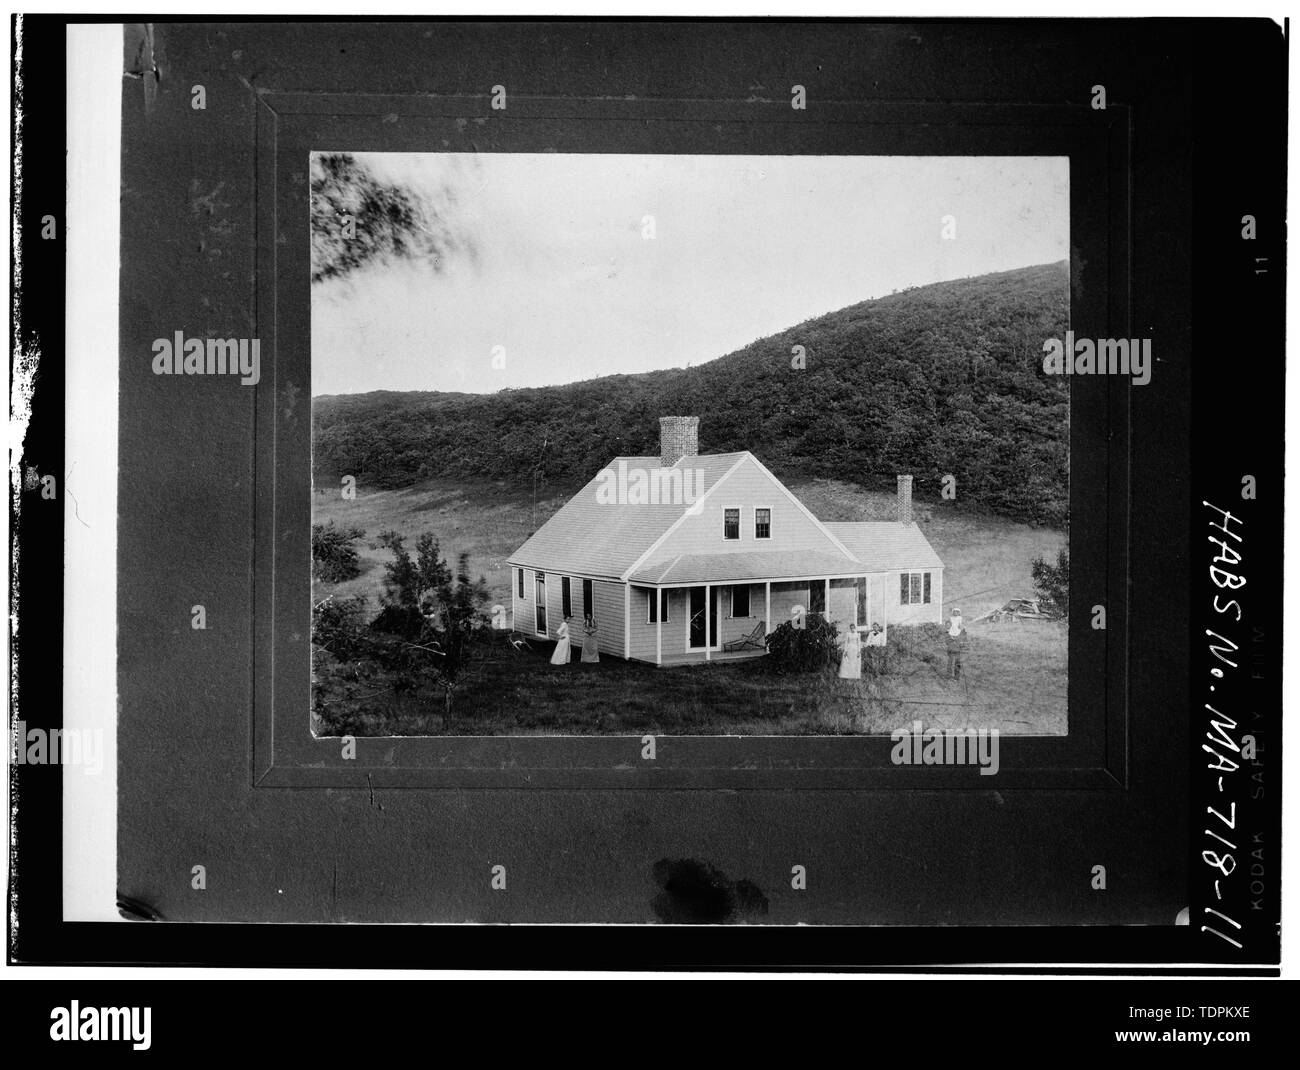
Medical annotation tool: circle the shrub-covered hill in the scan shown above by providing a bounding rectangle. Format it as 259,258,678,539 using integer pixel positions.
313,260,1069,525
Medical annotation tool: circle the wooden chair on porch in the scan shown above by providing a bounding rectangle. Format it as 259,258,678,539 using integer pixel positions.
723,620,767,653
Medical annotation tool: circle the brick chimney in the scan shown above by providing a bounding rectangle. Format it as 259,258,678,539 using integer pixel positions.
896,474,914,524
659,416,699,467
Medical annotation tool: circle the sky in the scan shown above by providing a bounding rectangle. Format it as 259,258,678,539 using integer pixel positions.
311,153,1069,396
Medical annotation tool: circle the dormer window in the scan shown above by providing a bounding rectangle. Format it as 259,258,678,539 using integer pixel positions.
723,508,740,540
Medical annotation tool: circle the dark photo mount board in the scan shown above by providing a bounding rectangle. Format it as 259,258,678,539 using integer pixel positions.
87,19,1283,962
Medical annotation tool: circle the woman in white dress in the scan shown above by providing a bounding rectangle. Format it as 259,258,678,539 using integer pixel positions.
837,623,862,680
550,615,573,666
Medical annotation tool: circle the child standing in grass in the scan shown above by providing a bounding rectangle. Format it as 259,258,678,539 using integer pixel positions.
945,609,967,679
837,623,862,680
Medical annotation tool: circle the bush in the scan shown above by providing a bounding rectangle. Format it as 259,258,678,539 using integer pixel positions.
311,594,369,661
368,603,427,640
312,522,365,583
765,616,841,674
1030,548,1069,617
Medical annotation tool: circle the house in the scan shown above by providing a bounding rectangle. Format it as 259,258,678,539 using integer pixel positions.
508,416,944,665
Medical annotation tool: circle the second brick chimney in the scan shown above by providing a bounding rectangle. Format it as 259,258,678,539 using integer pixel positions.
659,416,699,467
896,474,914,524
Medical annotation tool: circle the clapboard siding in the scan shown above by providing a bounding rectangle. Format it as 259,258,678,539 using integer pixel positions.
628,586,664,660
510,567,627,653
717,582,764,646
829,577,859,626
589,578,626,656
654,455,851,563
887,566,944,625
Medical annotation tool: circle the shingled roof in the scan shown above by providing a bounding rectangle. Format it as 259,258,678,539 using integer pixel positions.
509,449,944,583
509,453,747,579
823,522,944,573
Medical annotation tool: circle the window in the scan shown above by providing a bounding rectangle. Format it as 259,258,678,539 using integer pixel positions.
855,577,867,625
754,508,771,539
900,571,932,605
516,568,524,599
561,576,572,618
809,582,825,616
646,589,670,624
731,585,750,617
535,572,548,633
723,508,740,540
582,579,593,619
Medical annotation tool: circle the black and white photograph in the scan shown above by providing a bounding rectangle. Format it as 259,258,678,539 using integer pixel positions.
7,12,1290,1014
309,152,1071,741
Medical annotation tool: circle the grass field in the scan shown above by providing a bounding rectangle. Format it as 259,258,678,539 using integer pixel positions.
312,475,1068,736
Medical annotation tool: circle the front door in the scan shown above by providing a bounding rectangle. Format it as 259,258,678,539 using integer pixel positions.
688,587,719,649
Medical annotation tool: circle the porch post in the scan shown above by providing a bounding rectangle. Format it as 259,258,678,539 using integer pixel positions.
765,581,771,633
935,569,943,623
866,575,872,629
704,583,712,660
623,584,630,659
656,588,662,665
824,578,830,621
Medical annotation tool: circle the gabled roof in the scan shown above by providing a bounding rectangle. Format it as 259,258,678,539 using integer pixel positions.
823,522,944,573
509,453,944,582
508,453,747,578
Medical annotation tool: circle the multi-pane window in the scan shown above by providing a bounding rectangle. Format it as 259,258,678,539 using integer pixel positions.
561,576,572,618
582,579,593,619
517,568,524,598
723,508,740,540
899,571,932,605
731,585,751,617
754,508,771,539
647,589,670,624
535,572,548,633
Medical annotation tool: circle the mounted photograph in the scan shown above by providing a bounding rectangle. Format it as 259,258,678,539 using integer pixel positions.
309,152,1071,738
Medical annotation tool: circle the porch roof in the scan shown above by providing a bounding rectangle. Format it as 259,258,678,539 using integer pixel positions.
628,549,865,585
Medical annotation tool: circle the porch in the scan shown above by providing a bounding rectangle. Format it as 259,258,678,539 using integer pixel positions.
626,570,899,667
657,646,769,667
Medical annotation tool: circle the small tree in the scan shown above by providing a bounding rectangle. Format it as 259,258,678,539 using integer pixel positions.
369,533,491,719
1030,547,1069,617
311,522,365,583
376,530,452,611
311,594,369,661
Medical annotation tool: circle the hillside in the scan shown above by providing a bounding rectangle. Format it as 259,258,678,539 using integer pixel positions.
313,261,1070,524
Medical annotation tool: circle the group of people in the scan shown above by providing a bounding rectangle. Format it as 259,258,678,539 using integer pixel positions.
549,614,601,665
547,607,969,677
835,608,967,680
836,620,888,680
